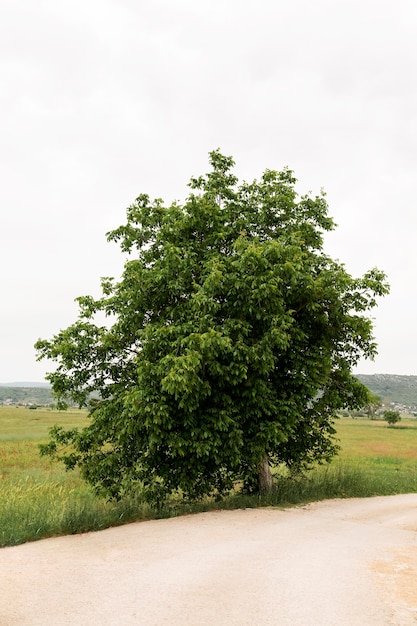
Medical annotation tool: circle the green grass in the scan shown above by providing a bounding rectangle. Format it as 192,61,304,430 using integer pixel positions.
1,407,416,547
0,407,157,546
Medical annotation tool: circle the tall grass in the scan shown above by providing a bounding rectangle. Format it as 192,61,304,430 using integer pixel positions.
0,477,154,546
1,407,416,546
0,407,156,545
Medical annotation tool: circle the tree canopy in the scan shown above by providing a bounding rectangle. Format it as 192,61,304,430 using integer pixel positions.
384,410,401,425
36,150,389,502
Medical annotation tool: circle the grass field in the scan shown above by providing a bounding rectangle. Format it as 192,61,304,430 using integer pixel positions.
1,406,416,547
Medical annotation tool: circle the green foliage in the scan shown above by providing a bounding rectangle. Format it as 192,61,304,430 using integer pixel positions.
35,150,389,504
384,410,401,425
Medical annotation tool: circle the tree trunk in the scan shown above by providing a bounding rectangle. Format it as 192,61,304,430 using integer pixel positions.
258,457,273,493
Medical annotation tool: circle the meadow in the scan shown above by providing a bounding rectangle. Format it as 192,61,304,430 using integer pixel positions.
1,406,416,547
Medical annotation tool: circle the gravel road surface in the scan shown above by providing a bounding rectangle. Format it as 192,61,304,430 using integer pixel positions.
1,494,417,625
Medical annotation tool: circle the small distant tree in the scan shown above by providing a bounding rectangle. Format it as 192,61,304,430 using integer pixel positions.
35,150,389,503
364,392,382,419
384,410,401,425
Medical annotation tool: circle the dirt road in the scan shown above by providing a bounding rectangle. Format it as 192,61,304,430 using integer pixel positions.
1,494,417,625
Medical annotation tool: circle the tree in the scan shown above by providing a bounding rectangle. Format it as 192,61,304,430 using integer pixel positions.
35,150,389,503
384,410,401,425
364,392,383,419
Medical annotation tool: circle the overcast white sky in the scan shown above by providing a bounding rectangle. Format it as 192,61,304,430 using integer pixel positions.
1,0,416,382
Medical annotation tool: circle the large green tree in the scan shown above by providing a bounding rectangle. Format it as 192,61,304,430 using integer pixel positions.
36,151,389,501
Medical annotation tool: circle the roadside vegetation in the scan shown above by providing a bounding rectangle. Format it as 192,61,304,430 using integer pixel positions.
1,406,416,547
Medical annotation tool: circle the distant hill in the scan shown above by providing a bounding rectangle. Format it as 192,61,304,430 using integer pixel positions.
2,375,417,409
0,385,52,406
356,374,417,407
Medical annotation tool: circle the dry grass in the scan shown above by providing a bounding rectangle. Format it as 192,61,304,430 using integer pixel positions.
336,417,417,461
1,408,416,546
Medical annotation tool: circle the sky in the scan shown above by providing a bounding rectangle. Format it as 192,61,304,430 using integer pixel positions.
1,0,417,382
